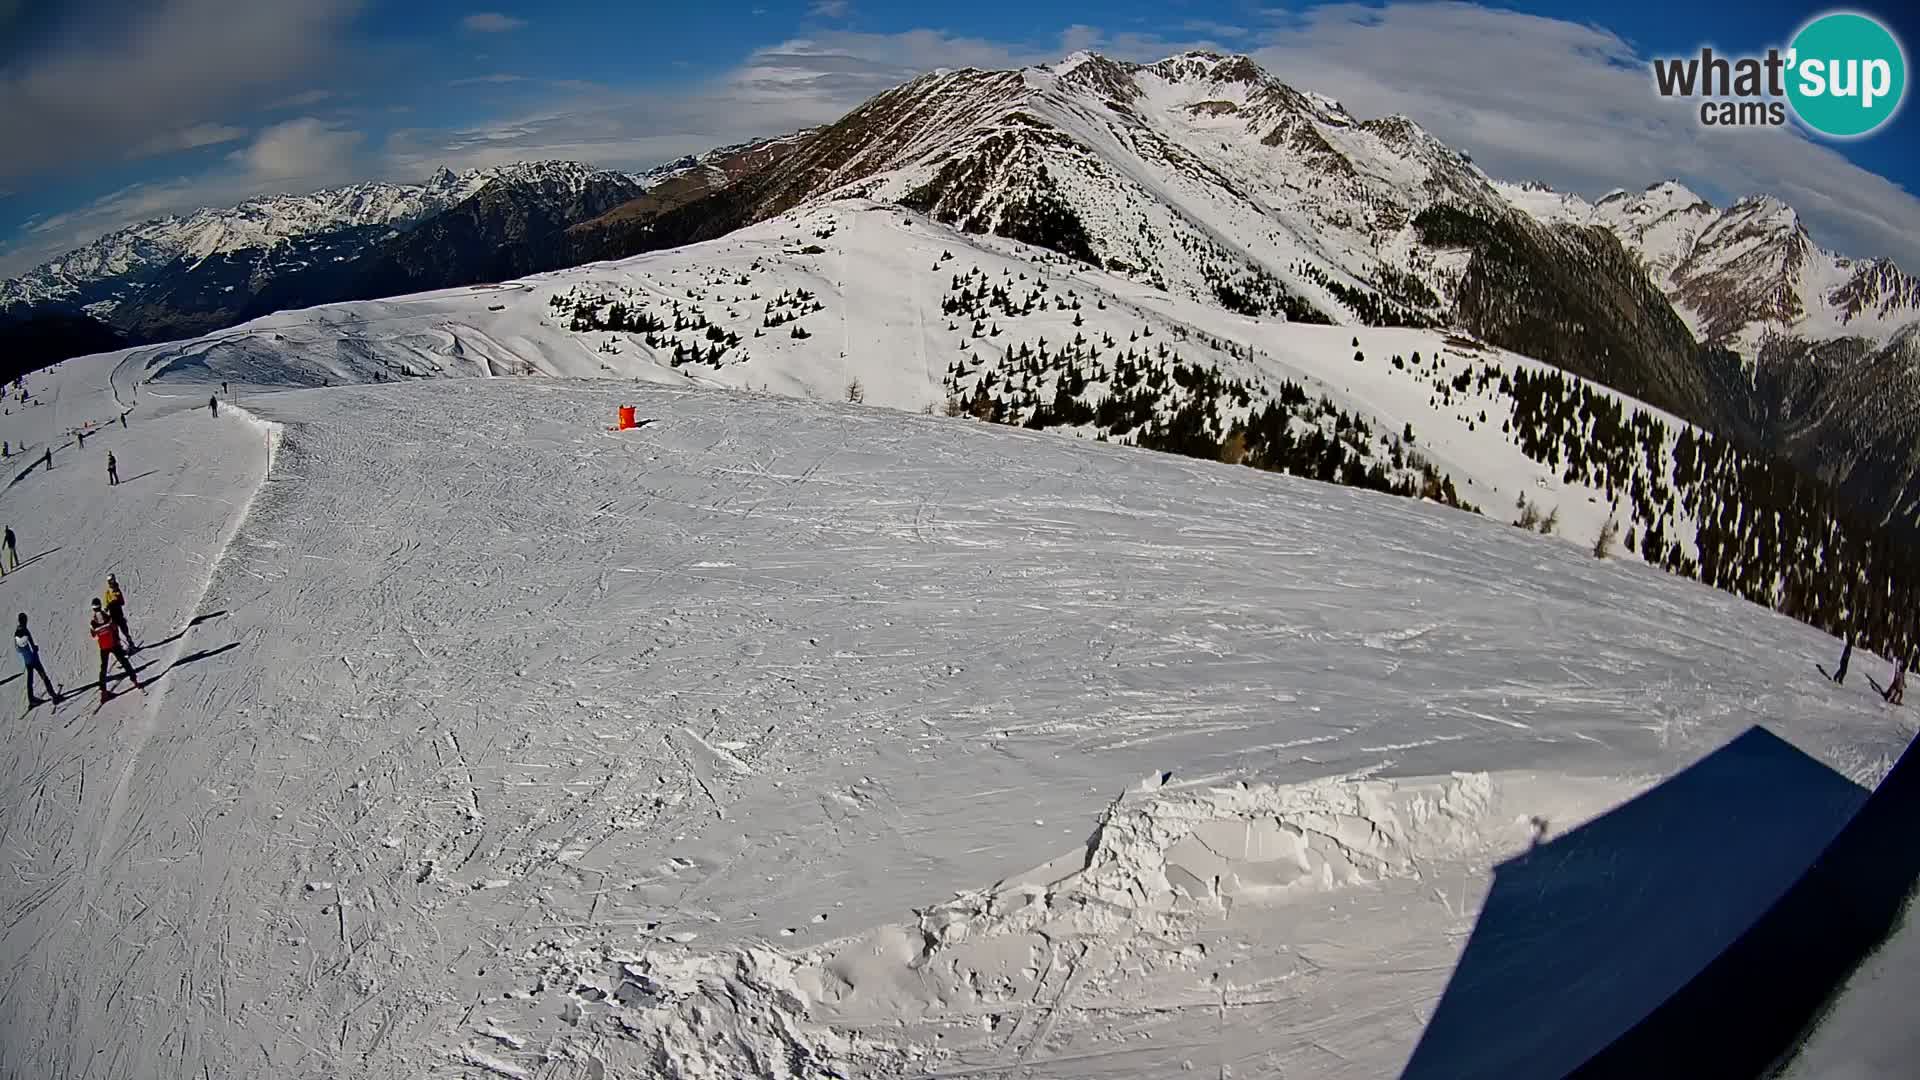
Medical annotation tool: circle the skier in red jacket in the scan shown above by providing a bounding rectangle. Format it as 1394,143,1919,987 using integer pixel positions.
91,599,142,703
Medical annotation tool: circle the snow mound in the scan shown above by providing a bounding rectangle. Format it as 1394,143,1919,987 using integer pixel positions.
506,771,1504,1076
995,769,1497,919
515,943,908,1080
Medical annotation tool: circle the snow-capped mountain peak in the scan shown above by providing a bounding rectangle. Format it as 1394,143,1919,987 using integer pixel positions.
1145,50,1268,85
468,159,620,195
1641,179,1710,209
1490,179,1594,226
1050,49,1101,75
694,48,1515,331
1729,191,1794,217
640,155,702,187
1502,177,1917,356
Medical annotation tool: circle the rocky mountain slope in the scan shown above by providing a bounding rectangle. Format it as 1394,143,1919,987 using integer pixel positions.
323,164,648,301
572,131,814,238
1497,178,1920,533
591,52,1505,325
1751,327,1920,526
575,52,1733,442
1498,179,1920,360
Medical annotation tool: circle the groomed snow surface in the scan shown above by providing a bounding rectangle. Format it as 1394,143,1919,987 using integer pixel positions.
0,344,1912,1079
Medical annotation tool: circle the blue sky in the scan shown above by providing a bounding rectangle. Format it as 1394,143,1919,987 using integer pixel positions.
2,0,1917,276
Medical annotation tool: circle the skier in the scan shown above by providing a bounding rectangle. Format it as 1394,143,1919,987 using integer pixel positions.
2,527,15,570
15,613,58,708
76,429,86,448
208,395,218,417
103,575,137,651
119,412,127,429
221,381,229,395
1834,633,1854,685
40,447,51,471
106,451,119,486
1885,656,1908,706
91,599,141,703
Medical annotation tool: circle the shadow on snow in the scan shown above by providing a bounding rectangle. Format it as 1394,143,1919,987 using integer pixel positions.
125,608,229,656
94,640,238,692
0,547,65,577
1401,725,1885,1080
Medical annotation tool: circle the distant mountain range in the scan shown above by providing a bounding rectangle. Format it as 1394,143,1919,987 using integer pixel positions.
1,161,653,342
1497,178,1920,359
5,50,1918,535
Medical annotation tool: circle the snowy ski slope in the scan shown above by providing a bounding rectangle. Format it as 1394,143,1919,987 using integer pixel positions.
0,335,1911,1078
133,201,1707,566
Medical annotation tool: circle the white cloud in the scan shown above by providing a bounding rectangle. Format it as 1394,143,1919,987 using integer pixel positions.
1,177,236,276
268,89,338,110
1182,20,1252,40
24,180,204,239
461,12,526,33
734,31,1040,89
127,123,248,159
1246,2,1920,265
1053,24,1228,61
0,0,366,180
0,118,373,276
449,73,528,87
234,118,365,180
807,0,850,18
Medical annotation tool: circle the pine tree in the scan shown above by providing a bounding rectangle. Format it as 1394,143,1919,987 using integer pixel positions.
1594,518,1620,559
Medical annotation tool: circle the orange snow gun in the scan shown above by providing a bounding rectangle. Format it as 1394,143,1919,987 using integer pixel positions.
612,405,638,431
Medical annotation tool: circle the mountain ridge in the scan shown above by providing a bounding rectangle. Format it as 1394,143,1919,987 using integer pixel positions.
1494,177,1920,358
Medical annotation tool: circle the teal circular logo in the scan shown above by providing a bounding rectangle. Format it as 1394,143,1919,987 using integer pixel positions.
1786,12,1907,137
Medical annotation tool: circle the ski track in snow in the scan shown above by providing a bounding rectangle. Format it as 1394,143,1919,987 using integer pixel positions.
0,350,1912,1079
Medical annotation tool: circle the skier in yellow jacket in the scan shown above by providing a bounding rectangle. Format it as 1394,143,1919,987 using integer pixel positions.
103,574,138,652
